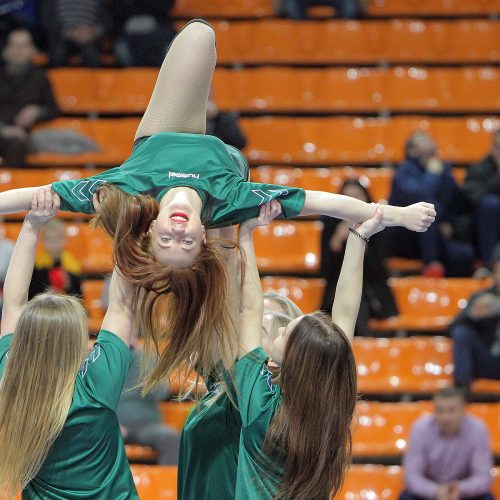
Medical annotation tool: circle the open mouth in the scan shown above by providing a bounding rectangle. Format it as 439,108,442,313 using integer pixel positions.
170,212,189,223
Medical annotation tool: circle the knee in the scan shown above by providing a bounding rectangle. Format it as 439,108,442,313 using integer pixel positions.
451,324,474,345
183,20,215,43
477,194,500,214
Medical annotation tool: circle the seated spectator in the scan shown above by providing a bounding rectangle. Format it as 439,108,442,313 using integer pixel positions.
40,0,106,67
463,129,500,266
389,131,474,278
206,88,247,151
0,28,59,166
29,219,82,299
0,229,14,313
116,345,180,465
449,245,500,390
278,0,364,19
401,387,494,500
112,0,177,67
320,179,398,336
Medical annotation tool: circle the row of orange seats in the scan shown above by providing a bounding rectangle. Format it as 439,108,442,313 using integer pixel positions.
0,165,468,213
48,67,500,115
172,0,500,18
212,20,499,64
24,116,496,166
81,278,500,395
131,464,500,499
127,400,499,463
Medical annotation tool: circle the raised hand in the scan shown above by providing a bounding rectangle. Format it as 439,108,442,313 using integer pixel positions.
354,206,385,240
241,200,282,231
401,202,436,232
26,188,60,225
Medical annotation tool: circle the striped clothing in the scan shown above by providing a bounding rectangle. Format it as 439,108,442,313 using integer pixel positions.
56,0,103,30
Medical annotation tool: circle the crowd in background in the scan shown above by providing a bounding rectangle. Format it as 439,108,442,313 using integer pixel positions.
0,0,498,486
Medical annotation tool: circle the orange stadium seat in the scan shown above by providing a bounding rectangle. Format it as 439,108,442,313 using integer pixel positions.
368,0,500,16
253,221,323,273
261,276,325,313
251,166,394,201
22,116,497,167
494,468,500,498
160,402,195,432
214,67,500,113
353,336,453,394
173,0,273,18
353,401,500,457
336,465,404,500
82,280,105,333
242,116,498,165
214,20,500,65
49,68,157,114
131,465,177,499
370,277,492,332
0,222,112,274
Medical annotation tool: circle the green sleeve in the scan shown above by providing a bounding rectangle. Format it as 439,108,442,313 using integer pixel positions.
52,177,105,214
79,330,133,410
0,334,13,378
235,347,280,429
209,182,306,228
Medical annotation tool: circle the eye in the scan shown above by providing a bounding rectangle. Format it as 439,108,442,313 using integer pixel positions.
183,239,193,246
161,237,171,243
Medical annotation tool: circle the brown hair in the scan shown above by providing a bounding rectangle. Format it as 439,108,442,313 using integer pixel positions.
0,293,88,496
263,312,357,500
93,184,237,393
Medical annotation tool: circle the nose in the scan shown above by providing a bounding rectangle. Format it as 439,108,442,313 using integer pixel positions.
171,225,185,235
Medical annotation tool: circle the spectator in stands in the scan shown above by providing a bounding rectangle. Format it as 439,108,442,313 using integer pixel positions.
101,277,181,465
463,129,500,266
112,0,177,67
401,387,494,500
0,28,59,166
0,230,14,313
40,0,106,67
389,131,474,278
278,0,364,19
28,219,82,299
449,244,500,390
207,88,247,151
116,346,180,466
320,179,398,336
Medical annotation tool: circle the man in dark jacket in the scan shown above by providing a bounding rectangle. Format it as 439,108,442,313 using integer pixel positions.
389,131,474,277
449,245,500,390
463,129,500,265
0,28,59,166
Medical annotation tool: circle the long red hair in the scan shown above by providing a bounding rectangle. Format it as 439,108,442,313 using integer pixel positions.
93,185,237,392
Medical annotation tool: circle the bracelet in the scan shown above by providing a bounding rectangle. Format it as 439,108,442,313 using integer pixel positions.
349,227,369,243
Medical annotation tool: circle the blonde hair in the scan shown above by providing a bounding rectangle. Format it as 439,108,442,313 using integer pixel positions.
263,292,303,344
0,293,88,497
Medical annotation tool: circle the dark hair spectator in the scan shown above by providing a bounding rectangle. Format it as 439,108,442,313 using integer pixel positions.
28,219,82,299
463,129,500,266
0,28,59,167
400,387,494,500
320,179,398,336
388,131,475,277
449,243,500,391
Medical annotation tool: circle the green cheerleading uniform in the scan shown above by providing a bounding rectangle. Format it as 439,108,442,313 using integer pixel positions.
235,347,283,500
0,331,138,500
51,133,306,228
178,369,241,500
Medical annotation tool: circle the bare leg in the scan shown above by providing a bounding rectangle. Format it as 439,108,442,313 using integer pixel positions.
134,20,216,140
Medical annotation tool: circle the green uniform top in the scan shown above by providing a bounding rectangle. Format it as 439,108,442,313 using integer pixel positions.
51,133,306,228
235,347,283,500
0,330,138,500
178,369,241,500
